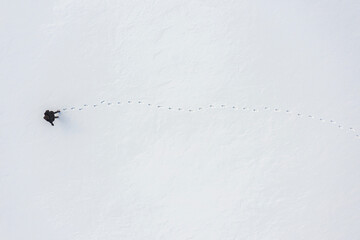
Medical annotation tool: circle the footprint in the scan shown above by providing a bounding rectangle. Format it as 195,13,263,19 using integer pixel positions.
198,107,202,110
128,101,132,103
232,106,236,109
221,105,225,108
117,102,121,104
178,108,182,111
84,104,88,107
138,101,142,103
209,105,213,108
71,107,75,110
148,104,151,106
101,100,105,104
79,108,83,110
107,103,112,105
63,108,67,111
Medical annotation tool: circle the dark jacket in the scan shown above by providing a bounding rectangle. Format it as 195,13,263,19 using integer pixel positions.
44,110,55,125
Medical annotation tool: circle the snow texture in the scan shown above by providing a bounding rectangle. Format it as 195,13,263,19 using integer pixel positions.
1,0,360,239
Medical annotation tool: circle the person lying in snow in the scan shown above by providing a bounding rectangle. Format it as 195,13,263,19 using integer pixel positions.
44,110,60,126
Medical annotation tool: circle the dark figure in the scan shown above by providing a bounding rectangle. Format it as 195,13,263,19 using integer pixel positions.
44,110,60,126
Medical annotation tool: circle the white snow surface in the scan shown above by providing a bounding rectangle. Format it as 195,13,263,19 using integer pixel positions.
1,0,360,239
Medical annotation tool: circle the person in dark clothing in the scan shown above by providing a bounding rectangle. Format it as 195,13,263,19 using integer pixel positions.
44,110,60,126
